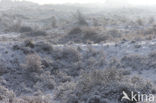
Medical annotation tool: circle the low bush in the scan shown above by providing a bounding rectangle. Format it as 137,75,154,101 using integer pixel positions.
24,40,35,48
23,54,43,73
0,62,7,76
68,27,82,35
13,95,51,103
34,71,56,91
34,42,53,53
107,29,121,38
53,47,81,63
63,26,106,43
19,26,33,33
121,52,156,70
0,85,15,102
55,68,155,103
27,30,47,37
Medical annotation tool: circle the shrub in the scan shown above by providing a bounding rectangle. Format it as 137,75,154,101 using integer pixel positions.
26,30,47,37
69,27,82,35
82,27,97,38
149,17,155,24
93,18,99,26
35,42,53,53
24,40,35,48
10,19,22,32
82,27,106,43
13,95,51,103
82,47,106,70
74,10,88,26
51,16,57,28
107,29,121,38
121,54,147,70
0,62,7,76
144,24,156,35
34,71,56,91
19,26,33,33
55,68,155,103
24,54,43,73
78,68,123,91
53,47,81,62
50,47,82,76
12,42,34,54
67,26,106,43
152,24,156,34
121,53,156,70
136,18,144,26
0,85,15,102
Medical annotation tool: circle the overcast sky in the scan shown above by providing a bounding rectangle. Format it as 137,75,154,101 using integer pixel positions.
25,0,156,5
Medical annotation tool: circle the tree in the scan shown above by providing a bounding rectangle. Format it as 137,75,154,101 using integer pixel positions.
75,10,88,26
51,16,57,28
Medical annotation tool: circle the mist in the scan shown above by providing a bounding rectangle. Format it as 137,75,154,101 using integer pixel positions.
25,0,156,6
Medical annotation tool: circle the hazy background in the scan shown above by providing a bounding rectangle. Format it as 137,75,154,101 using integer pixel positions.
26,0,156,5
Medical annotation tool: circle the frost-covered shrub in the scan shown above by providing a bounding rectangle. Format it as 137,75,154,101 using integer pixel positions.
22,54,56,91
69,27,82,35
82,27,98,39
53,47,81,62
148,17,155,24
12,40,35,54
121,52,156,70
34,42,53,53
54,81,77,102
144,25,156,35
49,46,105,76
26,30,47,37
13,95,51,103
148,51,156,60
0,85,15,102
24,40,35,48
121,54,147,70
24,54,43,73
0,62,7,76
21,47,34,54
81,47,105,70
5,19,22,33
51,16,57,28
51,47,82,76
19,26,33,33
107,29,121,38
34,71,55,91
41,58,53,68
81,27,105,43
63,26,106,43
77,68,123,91
136,18,144,26
54,71,72,83
55,68,155,103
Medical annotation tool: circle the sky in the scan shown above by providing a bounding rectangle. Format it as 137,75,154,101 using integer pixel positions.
25,0,156,5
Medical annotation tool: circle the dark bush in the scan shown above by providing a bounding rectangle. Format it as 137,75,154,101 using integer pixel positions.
24,40,35,48
69,27,82,35
74,10,88,26
27,30,47,37
35,42,53,53
19,26,33,33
